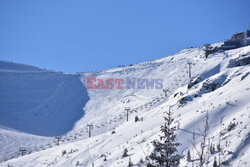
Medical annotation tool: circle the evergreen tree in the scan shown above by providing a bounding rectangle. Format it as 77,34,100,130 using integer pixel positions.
186,150,191,162
213,157,218,167
148,107,183,167
122,148,128,157
128,157,133,167
135,115,139,122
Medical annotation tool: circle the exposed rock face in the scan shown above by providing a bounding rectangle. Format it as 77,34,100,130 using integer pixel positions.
228,53,250,68
187,76,202,89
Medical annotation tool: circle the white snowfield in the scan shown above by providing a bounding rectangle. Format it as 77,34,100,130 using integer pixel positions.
0,44,249,167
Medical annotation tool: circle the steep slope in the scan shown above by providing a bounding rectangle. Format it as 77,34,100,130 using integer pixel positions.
0,45,250,167
0,62,89,162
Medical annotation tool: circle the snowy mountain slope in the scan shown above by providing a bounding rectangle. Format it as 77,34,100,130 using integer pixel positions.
74,47,208,133
0,45,250,167
0,70,89,136
0,62,89,162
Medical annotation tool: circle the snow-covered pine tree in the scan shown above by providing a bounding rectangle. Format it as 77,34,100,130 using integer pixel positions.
148,106,183,167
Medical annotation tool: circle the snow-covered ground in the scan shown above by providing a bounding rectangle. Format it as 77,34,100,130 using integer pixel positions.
0,44,249,167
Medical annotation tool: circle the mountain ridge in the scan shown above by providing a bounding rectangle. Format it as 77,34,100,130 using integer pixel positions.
0,44,249,166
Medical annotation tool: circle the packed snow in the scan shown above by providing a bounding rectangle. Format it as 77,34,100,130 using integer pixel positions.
0,44,249,167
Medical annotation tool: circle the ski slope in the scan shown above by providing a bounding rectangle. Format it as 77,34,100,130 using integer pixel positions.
0,62,89,162
0,44,250,167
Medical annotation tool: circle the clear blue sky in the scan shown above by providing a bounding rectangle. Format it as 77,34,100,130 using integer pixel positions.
0,0,249,73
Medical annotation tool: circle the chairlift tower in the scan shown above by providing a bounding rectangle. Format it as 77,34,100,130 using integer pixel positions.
87,124,93,138
125,107,130,122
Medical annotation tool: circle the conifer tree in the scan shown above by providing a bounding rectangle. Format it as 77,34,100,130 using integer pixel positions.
148,106,183,167
122,148,128,157
187,150,191,162
128,157,133,167
213,157,218,167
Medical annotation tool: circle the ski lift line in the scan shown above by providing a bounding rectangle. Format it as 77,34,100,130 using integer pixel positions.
7,93,172,163
75,90,170,140
54,89,175,145
0,63,189,163
29,64,187,162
